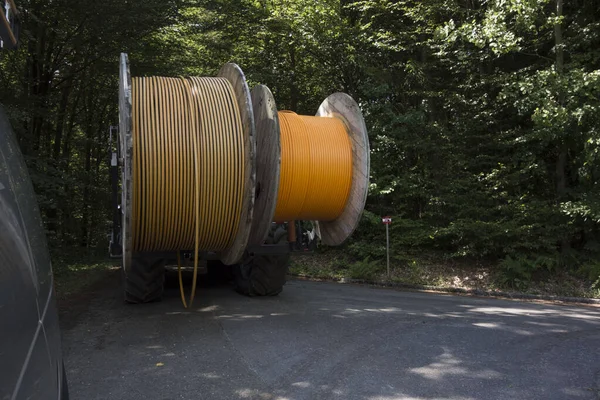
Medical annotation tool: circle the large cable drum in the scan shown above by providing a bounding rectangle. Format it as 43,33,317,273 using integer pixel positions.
248,85,370,247
118,53,256,274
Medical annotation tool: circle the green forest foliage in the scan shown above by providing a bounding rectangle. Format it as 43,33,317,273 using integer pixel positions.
0,0,599,278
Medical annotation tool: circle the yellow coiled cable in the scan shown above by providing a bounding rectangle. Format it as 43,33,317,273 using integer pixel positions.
131,76,245,307
273,111,353,222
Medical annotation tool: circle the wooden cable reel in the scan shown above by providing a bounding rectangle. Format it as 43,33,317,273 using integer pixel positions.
118,54,256,272
248,85,370,246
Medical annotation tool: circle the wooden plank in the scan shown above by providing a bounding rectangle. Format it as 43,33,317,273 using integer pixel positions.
314,93,370,246
217,63,257,265
248,84,280,245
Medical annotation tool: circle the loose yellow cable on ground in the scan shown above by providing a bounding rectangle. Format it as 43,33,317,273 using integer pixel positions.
131,76,245,308
273,111,353,222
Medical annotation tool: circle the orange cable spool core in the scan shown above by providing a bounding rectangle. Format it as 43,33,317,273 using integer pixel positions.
273,111,353,222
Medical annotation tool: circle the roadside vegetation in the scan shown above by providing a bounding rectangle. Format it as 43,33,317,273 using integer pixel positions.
52,253,118,301
290,250,600,299
291,213,600,299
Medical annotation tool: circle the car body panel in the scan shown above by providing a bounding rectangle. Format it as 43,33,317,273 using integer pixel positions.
0,104,65,399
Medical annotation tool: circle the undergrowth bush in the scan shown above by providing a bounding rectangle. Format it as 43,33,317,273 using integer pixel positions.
579,261,600,289
498,255,558,290
348,257,382,280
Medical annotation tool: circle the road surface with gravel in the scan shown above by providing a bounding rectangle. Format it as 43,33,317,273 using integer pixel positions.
61,274,600,400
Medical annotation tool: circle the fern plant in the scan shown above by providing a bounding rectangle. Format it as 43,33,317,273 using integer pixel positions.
498,256,535,290
348,257,382,281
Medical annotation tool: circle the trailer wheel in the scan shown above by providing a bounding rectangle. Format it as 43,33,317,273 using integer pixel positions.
124,254,166,303
234,226,290,296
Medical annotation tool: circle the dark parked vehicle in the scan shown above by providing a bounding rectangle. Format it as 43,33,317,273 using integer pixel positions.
0,104,69,399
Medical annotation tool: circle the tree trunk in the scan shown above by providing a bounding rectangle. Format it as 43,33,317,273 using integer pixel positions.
58,78,85,246
79,92,97,248
80,134,93,248
554,0,570,254
53,78,73,160
88,102,111,249
554,0,566,199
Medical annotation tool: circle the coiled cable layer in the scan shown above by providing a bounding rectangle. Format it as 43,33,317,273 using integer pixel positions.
131,76,245,306
273,111,353,222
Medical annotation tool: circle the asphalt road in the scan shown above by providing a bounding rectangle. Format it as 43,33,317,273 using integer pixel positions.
62,274,600,400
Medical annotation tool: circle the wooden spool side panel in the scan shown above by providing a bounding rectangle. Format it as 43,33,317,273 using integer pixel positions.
315,93,370,246
248,85,280,246
218,63,256,265
119,53,133,270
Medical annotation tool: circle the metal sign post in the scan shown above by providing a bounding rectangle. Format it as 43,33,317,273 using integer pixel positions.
382,216,392,279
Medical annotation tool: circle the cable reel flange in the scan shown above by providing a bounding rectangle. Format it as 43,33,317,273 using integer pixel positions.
119,53,133,272
217,63,257,264
313,92,370,246
247,84,281,246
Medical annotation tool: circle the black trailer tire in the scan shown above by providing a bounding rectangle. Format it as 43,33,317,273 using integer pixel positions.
124,254,166,303
234,226,290,296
